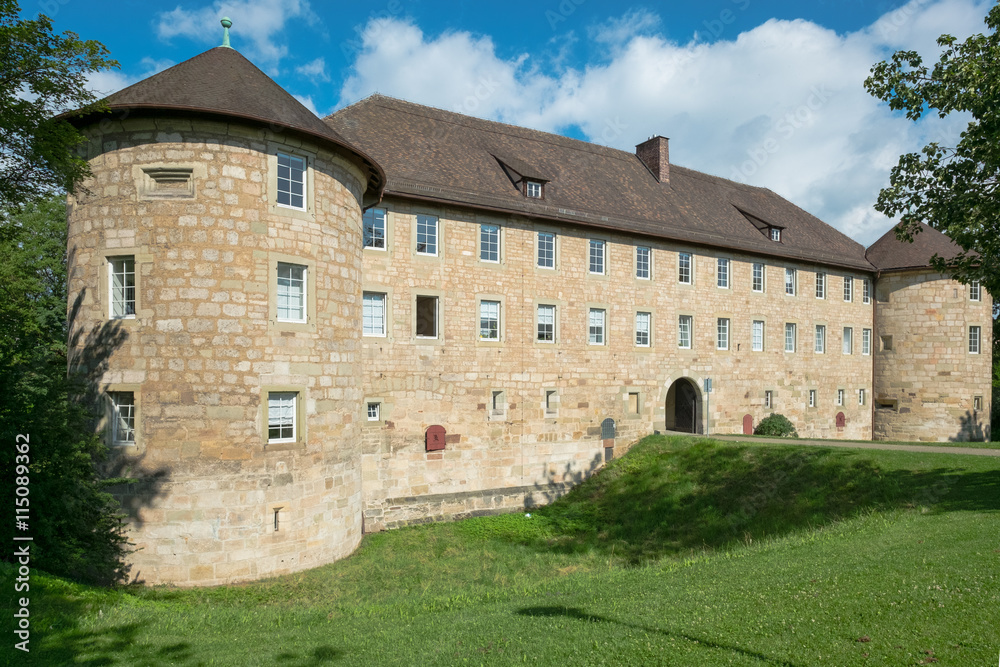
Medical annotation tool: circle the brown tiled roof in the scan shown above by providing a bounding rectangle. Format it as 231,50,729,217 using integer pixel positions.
69,47,384,198
866,223,964,271
326,95,872,271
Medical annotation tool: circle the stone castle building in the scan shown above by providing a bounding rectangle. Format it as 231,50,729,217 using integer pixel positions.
65,39,992,586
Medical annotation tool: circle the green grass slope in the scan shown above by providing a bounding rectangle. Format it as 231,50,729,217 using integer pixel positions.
4,435,999,666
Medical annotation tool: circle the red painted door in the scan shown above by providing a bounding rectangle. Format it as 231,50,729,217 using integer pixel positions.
743,414,753,435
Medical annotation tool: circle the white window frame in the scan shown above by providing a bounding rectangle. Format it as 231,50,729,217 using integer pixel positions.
785,268,796,296
636,246,651,280
809,389,816,408
480,223,500,263
109,391,136,445
588,308,606,345
764,390,773,409
862,328,871,355
752,262,764,292
635,311,651,347
815,272,825,299
678,315,692,349
362,291,386,337
843,276,853,302
843,327,853,355
537,231,555,269
416,214,438,256
276,152,307,210
716,317,730,351
836,389,844,406
862,279,871,304
784,322,796,353
363,208,387,250
479,300,500,341
536,304,556,343
970,280,981,301
815,324,826,354
751,320,764,352
678,252,692,284
525,180,543,198
770,228,781,242
717,258,730,288
367,402,381,421
589,239,606,275
267,391,297,444
859,388,866,406
276,262,307,323
109,256,136,320
969,325,981,354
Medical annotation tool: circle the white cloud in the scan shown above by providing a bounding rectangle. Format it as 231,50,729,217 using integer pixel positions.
155,0,317,66
337,0,993,246
296,57,330,82
292,93,319,116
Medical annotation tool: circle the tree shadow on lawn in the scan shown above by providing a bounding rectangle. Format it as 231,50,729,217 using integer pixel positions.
513,438,1000,564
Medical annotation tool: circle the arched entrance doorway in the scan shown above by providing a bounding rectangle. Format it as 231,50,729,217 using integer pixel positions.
665,378,701,433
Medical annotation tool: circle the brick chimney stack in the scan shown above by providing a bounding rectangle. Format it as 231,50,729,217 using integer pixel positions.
636,136,670,183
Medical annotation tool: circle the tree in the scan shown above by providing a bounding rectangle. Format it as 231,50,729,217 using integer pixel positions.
864,4,1000,297
0,0,118,210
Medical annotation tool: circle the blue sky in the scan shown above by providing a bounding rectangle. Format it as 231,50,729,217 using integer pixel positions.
34,0,995,245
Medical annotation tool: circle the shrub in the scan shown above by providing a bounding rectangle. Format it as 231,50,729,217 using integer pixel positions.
754,413,798,438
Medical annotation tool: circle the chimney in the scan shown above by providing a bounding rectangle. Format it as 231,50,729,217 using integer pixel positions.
636,136,669,183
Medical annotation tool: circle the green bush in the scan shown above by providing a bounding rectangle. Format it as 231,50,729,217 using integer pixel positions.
753,413,798,438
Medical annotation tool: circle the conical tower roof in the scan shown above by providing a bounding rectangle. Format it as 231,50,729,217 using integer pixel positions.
866,223,965,271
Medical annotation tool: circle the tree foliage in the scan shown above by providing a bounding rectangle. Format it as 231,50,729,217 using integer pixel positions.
864,4,1000,297
0,0,118,209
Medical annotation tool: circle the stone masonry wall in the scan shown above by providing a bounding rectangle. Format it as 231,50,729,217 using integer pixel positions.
67,117,369,586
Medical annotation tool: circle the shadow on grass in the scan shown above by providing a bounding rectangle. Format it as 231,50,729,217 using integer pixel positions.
516,605,799,666
507,436,1000,563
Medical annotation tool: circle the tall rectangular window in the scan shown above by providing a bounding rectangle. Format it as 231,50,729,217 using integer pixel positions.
363,208,386,249
636,246,650,279
589,239,605,274
859,389,866,406
969,325,982,354
764,390,773,409
970,280,981,301
109,256,136,319
717,318,730,350
784,323,796,352
717,258,730,288
537,232,555,268
862,328,871,355
837,389,844,406
843,327,853,354
843,276,853,302
276,262,306,322
862,279,871,304
678,315,692,349
537,304,555,342
480,224,499,262
479,300,500,341
815,272,826,299
678,252,692,284
362,292,386,336
752,263,764,292
109,391,135,445
267,391,296,443
785,268,796,296
815,324,826,353
752,320,764,351
588,308,606,345
415,295,438,338
635,311,651,347
416,215,438,255
809,389,816,408
276,153,306,210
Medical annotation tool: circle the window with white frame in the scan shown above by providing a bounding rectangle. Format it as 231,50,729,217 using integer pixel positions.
859,388,866,405
837,389,844,406
770,227,781,242
109,256,136,319
636,246,650,279
862,328,871,355
764,390,773,409
785,268,796,296
588,308,606,345
267,391,297,443
416,214,438,255
537,232,555,268
525,180,543,198
276,262,306,322
589,239,606,274
717,258,730,288
815,324,826,353
537,304,555,342
843,327,853,354
970,280,981,301
843,276,853,302
752,262,764,292
363,208,386,249
969,325,982,354
678,252,692,284
678,315,692,349
109,391,135,445
815,272,826,299
717,318,730,350
415,295,438,338
367,402,381,421
784,322,796,352
362,292,386,336
480,224,500,263
752,320,764,351
276,152,306,210
809,389,816,408
479,300,500,341
862,279,871,304
635,311,651,347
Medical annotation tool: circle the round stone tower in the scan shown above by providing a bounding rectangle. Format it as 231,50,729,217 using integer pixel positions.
66,30,384,585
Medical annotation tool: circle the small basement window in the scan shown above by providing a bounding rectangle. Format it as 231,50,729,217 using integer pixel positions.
880,335,893,352
367,402,381,421
876,398,898,411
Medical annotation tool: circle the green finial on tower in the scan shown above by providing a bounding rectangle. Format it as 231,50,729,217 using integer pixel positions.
221,17,232,48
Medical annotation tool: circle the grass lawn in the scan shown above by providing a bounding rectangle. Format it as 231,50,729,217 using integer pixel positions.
5,436,1000,666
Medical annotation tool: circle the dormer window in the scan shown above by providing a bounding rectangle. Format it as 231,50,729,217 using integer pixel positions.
770,227,781,242
525,180,543,199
